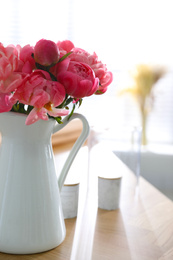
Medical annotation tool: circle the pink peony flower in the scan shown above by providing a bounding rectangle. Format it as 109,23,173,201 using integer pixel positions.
51,42,113,96
0,72,23,93
0,39,113,125
34,39,60,66
69,48,113,94
13,70,68,125
57,59,99,99
13,70,50,104
69,47,97,65
0,44,18,78
93,63,113,94
57,40,74,57
16,44,35,74
0,43,23,93
0,44,18,72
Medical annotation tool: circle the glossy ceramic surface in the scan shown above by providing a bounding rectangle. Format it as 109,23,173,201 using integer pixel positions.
0,112,89,254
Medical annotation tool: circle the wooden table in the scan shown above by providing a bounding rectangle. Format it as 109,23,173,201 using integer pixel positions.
0,147,173,260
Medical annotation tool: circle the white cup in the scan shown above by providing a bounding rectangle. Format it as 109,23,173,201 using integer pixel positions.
61,183,79,219
98,175,122,210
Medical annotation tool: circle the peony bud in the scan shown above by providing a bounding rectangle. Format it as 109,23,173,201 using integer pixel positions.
34,39,60,66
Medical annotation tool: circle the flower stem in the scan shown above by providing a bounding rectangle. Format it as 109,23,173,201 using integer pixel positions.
141,107,148,146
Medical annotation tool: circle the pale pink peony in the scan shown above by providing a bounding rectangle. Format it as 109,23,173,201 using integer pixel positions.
69,48,97,65
0,44,18,72
0,44,18,79
57,59,99,99
16,44,35,74
34,39,60,66
0,43,23,93
0,72,23,93
13,70,51,104
13,70,68,125
57,40,74,57
92,63,113,94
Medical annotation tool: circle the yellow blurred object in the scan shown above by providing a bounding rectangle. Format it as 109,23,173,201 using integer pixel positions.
131,64,164,98
119,64,165,145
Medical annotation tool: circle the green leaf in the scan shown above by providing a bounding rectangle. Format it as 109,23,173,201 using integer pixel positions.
35,62,46,70
78,98,83,107
64,97,74,107
58,95,73,108
58,52,72,63
95,90,104,94
68,104,76,120
49,72,57,81
12,103,20,112
54,116,63,124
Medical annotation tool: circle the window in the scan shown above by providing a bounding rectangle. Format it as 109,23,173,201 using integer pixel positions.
1,0,173,144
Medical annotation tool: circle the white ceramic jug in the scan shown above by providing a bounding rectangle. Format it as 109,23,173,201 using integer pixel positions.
0,112,89,254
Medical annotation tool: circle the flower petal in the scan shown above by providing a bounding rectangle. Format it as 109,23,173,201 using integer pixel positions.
25,107,48,125
0,92,14,112
47,107,69,117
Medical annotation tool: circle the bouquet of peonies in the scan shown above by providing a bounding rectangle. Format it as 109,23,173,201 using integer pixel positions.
0,39,113,125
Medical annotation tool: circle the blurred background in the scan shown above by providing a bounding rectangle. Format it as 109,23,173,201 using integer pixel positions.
1,0,173,197
1,0,172,144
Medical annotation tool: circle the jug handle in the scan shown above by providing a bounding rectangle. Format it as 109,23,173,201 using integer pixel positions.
53,113,90,191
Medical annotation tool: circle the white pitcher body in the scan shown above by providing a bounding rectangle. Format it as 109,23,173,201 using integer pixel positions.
0,112,89,254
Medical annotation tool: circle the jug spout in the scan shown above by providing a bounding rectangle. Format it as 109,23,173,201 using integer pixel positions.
53,113,90,191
